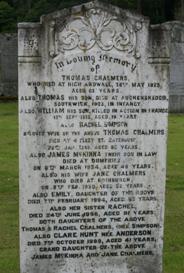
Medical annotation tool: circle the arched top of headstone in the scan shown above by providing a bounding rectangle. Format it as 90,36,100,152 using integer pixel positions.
18,1,150,61
18,0,171,66
42,1,148,58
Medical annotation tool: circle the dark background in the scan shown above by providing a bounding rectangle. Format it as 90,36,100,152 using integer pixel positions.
0,0,183,32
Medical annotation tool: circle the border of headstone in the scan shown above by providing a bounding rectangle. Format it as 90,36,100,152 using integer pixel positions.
18,1,171,273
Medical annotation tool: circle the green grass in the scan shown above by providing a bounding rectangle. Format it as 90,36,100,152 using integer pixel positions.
0,102,184,273
0,102,19,273
164,115,184,273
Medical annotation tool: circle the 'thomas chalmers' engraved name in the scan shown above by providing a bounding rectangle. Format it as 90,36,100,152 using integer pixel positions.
104,129,165,136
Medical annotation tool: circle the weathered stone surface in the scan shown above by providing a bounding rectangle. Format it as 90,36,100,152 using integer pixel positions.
1,24,182,112
0,33,18,97
169,22,184,112
18,1,170,273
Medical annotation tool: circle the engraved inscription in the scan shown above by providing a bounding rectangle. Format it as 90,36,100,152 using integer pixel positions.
19,2,169,273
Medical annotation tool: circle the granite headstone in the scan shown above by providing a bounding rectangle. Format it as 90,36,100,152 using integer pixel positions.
18,1,170,273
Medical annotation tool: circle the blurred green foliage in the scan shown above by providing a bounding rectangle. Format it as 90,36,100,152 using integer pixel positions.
0,1,16,32
0,0,179,32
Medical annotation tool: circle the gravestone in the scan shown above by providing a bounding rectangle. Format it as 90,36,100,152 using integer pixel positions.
0,33,18,97
169,22,184,112
18,1,170,273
